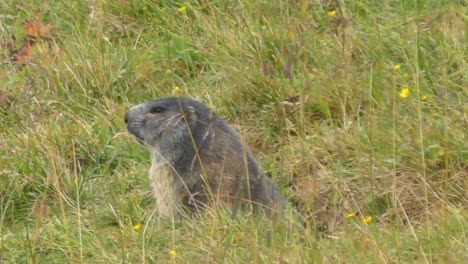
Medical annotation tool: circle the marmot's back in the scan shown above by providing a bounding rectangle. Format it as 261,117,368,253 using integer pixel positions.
125,97,286,217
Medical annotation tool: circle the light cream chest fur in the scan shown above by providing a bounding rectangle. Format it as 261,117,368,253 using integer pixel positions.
149,157,179,217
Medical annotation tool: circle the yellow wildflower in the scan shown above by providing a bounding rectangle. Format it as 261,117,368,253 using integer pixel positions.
393,64,401,71
169,250,177,257
178,6,187,14
400,87,410,98
172,86,181,95
328,10,337,17
421,95,428,101
362,216,373,224
346,212,356,219
133,223,142,231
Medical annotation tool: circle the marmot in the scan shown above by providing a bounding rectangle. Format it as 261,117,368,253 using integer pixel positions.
124,97,286,217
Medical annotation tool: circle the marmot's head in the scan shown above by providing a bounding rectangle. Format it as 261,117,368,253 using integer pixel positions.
124,97,212,150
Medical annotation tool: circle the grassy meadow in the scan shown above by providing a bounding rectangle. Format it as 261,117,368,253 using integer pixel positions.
1,0,467,263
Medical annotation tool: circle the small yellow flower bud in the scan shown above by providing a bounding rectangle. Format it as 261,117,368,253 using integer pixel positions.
133,223,142,231
328,10,337,17
169,250,177,257
172,86,181,95
362,216,373,224
346,213,356,219
400,87,410,98
393,64,401,71
178,6,187,14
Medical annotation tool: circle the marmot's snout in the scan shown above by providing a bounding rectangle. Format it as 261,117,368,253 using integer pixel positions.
124,111,129,124
124,105,147,144
124,104,144,124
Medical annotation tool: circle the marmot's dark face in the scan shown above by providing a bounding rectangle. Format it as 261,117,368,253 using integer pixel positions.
124,97,202,150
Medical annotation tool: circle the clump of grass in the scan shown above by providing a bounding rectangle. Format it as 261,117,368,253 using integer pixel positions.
1,0,467,262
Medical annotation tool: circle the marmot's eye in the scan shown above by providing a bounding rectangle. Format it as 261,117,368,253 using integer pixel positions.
149,107,165,114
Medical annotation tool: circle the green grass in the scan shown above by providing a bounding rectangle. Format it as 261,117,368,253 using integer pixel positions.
1,0,467,263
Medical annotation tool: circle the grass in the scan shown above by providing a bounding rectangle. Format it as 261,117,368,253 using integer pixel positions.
1,0,467,263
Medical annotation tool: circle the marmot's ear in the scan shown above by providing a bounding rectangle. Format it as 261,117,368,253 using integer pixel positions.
182,106,197,121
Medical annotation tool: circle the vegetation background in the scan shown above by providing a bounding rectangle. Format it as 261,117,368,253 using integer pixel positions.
1,0,466,263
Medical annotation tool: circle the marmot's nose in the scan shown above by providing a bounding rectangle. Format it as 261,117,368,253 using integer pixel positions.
124,111,129,124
